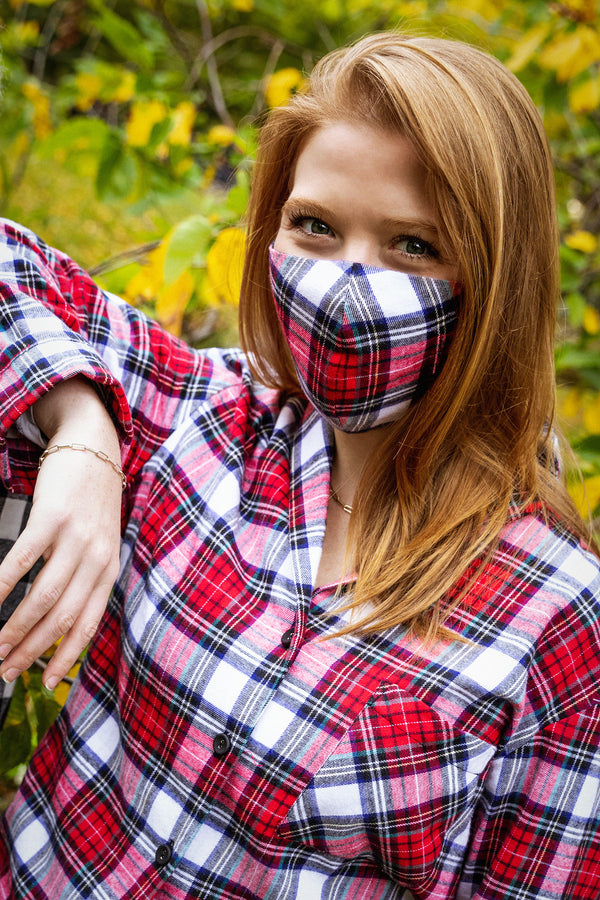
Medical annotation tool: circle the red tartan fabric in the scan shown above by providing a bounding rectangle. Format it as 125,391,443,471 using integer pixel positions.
0,219,599,899
269,247,460,431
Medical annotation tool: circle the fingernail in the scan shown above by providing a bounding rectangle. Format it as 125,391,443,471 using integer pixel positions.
44,675,59,691
1,668,18,684
0,644,11,660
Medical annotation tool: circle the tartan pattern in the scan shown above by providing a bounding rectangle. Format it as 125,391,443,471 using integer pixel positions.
269,248,460,431
0,219,598,899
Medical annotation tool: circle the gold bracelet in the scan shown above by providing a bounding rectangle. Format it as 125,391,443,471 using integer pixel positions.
38,443,127,489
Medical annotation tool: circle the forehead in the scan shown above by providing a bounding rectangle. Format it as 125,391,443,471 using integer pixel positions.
288,121,437,222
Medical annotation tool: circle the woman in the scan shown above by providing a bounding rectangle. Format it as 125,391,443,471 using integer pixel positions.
0,31,599,899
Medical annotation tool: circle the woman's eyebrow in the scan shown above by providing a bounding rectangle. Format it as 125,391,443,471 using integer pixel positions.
381,216,440,234
281,198,331,218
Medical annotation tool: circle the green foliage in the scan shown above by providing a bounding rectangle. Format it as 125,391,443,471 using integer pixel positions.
0,670,60,777
0,0,599,784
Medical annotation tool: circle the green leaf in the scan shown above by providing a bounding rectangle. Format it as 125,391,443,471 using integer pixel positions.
88,3,153,70
556,345,600,371
32,689,61,742
163,216,213,284
146,118,173,154
97,133,137,201
37,118,110,158
573,433,600,455
0,722,32,774
563,292,586,328
225,184,250,217
4,676,26,727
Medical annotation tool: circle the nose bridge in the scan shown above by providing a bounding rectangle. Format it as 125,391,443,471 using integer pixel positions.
341,234,380,268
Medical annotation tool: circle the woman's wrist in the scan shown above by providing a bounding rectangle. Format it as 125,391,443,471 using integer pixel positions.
33,377,120,458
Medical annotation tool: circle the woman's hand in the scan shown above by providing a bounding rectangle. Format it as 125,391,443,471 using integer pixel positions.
0,378,123,690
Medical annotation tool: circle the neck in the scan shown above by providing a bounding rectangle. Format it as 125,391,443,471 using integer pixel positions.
330,424,393,507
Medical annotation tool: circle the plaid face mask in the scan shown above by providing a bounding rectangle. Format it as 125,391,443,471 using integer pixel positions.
269,248,462,432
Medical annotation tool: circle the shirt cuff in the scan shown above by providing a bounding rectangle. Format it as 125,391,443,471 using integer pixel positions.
13,407,47,449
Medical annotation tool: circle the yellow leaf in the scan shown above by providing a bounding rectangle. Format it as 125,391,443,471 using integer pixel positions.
125,237,195,334
391,1,428,14
569,73,600,112
125,268,157,305
126,100,168,147
565,230,597,253
207,125,237,147
447,0,503,20
75,72,104,111
560,0,599,23
583,305,600,334
560,386,583,421
174,157,193,176
112,70,136,104
22,80,51,139
13,131,31,157
231,0,253,9
156,270,195,336
539,26,600,81
543,110,569,138
506,23,551,73
124,243,166,305
205,228,246,306
14,21,40,43
583,392,600,434
168,101,196,146
264,68,305,109
202,165,216,189
569,472,600,517
53,681,71,707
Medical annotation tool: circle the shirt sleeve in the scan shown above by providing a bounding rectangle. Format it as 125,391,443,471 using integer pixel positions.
456,700,600,898
0,218,235,493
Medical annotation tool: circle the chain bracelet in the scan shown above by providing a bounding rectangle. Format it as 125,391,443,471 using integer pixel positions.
38,443,127,489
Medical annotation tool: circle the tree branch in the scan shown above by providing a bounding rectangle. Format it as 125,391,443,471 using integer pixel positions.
194,0,234,127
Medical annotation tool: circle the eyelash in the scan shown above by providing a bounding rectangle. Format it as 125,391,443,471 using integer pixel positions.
286,210,440,261
287,211,333,236
393,234,439,261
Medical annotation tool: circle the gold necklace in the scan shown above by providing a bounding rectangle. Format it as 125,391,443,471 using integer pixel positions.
329,485,353,515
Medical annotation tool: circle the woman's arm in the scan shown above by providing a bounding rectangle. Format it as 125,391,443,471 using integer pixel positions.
0,219,245,688
0,378,122,689
0,218,229,494
458,701,600,898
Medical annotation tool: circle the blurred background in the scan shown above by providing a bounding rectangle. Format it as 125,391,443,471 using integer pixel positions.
0,0,599,791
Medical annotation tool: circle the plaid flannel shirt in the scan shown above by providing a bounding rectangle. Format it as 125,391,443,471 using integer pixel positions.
0,219,599,899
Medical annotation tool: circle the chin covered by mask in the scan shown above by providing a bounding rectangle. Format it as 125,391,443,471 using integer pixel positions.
269,248,462,432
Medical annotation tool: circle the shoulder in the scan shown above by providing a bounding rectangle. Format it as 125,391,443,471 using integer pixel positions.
0,217,65,273
455,501,600,628
500,503,600,621
449,504,600,746
0,218,104,328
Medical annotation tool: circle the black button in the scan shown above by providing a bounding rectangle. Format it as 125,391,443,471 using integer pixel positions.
213,732,231,758
281,628,294,649
154,841,173,867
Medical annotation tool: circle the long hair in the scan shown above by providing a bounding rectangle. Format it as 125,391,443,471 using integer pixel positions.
239,32,593,639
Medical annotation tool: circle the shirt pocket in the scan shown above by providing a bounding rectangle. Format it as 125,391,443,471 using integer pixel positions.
277,680,496,891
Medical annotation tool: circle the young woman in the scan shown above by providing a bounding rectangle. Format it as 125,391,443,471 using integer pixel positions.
0,31,599,900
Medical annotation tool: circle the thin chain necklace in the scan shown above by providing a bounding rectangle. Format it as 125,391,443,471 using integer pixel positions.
329,484,353,515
